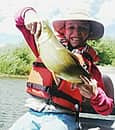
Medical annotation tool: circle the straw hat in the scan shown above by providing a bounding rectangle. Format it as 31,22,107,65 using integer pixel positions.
52,7,104,40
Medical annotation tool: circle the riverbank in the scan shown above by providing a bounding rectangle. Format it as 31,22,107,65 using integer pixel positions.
0,66,115,79
0,73,28,79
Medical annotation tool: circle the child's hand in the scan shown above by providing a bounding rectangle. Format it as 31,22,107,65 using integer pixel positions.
78,75,98,99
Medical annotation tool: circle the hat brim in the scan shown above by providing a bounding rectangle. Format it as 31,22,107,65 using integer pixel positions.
52,18,104,40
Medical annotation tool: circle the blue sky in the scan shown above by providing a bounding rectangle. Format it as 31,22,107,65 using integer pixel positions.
0,0,115,47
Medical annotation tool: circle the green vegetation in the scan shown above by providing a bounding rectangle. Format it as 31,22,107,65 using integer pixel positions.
88,38,115,66
0,43,34,76
0,38,115,76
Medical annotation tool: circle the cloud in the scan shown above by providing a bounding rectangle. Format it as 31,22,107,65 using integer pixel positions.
0,0,114,40
0,0,41,34
96,0,115,27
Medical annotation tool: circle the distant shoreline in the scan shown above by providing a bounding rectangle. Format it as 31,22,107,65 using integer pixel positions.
0,74,28,79
0,66,115,79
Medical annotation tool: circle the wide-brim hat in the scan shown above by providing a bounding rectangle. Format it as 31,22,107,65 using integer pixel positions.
52,9,104,40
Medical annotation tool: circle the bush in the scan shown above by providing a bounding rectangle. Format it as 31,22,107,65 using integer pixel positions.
88,39,115,66
0,44,34,75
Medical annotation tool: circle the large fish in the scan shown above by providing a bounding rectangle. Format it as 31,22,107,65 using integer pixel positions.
37,20,90,83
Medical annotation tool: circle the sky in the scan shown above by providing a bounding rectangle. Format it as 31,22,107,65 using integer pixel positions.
0,0,115,47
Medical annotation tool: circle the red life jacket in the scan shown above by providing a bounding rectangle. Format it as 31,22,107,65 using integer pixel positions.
26,46,104,112
26,56,82,111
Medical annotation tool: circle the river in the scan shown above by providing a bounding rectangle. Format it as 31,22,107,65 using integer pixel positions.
0,67,115,130
0,78,28,130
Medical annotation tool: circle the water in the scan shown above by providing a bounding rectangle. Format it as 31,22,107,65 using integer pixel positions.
0,78,28,130
0,67,115,130
99,66,115,101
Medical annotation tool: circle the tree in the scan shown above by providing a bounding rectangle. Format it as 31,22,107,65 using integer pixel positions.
88,39,115,66
0,44,34,75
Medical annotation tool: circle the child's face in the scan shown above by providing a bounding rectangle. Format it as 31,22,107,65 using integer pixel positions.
64,20,90,48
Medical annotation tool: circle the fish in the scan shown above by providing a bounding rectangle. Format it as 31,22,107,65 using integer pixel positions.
37,20,90,83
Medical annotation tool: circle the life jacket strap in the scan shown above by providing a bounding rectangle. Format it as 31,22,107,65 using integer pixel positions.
26,82,50,99
27,82,49,92
49,80,80,122
49,86,80,106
